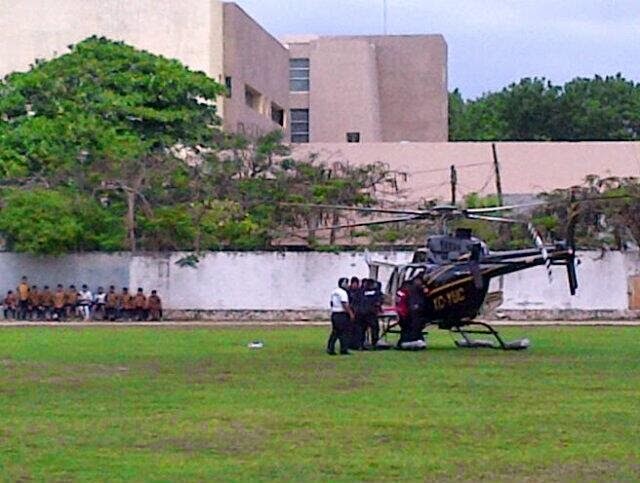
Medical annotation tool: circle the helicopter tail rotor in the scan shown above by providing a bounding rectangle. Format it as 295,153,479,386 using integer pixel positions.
527,222,553,283
564,192,580,295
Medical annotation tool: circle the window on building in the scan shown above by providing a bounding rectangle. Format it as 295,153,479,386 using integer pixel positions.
289,58,310,92
346,132,361,143
245,84,262,111
291,109,309,143
225,76,232,98
271,103,285,127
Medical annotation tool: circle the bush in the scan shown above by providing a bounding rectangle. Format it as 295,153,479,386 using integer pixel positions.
0,188,125,254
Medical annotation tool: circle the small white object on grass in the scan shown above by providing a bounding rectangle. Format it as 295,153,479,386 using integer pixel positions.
248,340,264,349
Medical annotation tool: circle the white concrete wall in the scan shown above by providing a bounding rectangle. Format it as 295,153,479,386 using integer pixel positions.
498,251,636,311
130,250,638,311
129,251,412,310
0,253,131,295
1,250,638,313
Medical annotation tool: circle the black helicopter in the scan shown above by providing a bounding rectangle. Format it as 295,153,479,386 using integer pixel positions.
286,201,579,350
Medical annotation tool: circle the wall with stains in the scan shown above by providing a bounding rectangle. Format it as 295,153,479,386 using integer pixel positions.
1,250,639,318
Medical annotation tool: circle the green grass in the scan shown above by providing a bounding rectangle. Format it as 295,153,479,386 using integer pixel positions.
0,326,639,481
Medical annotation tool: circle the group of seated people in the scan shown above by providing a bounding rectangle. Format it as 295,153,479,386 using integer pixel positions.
2,276,163,321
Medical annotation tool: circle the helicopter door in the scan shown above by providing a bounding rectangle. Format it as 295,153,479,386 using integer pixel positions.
384,267,399,298
368,263,379,281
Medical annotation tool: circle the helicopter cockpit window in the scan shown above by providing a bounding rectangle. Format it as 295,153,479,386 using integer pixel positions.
405,267,427,282
412,251,428,263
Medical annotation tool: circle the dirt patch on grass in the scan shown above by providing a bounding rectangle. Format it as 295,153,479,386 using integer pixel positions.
0,362,131,389
182,357,234,385
439,458,640,482
517,460,640,482
133,421,268,456
332,375,371,392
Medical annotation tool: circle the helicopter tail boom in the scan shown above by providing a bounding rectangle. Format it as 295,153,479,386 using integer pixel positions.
483,245,578,295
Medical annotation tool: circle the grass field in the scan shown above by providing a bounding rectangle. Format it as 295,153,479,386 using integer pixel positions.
0,326,639,481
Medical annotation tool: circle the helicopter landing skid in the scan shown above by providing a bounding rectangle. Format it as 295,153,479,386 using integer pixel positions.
449,322,530,350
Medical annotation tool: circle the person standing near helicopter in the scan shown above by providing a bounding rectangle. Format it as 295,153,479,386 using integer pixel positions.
357,279,382,349
405,276,428,349
347,277,362,350
395,281,411,347
327,278,354,355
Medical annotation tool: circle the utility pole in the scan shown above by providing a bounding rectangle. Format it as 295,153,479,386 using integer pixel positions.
450,164,457,206
491,143,503,206
492,142,508,252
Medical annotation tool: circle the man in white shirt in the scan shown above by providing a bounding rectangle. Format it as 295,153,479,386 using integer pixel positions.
327,278,355,355
94,287,107,320
78,284,93,321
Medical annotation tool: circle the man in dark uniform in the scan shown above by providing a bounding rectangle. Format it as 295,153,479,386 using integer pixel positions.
347,277,361,350
406,276,429,349
358,279,382,349
327,278,354,355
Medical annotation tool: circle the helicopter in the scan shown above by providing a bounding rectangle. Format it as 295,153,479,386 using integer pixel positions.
285,201,580,351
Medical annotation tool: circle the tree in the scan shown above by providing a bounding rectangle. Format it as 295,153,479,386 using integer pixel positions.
556,74,640,140
0,188,123,255
536,176,640,250
275,154,404,245
0,38,406,254
0,36,226,250
449,74,640,141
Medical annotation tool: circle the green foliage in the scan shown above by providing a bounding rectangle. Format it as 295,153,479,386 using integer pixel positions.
464,192,499,209
0,188,124,254
535,175,640,249
0,39,401,254
450,74,640,141
138,205,197,251
0,36,224,179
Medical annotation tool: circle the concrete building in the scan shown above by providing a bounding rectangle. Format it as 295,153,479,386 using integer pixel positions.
285,35,448,143
0,0,448,142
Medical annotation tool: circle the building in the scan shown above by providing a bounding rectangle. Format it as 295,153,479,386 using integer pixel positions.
0,0,448,143
292,141,640,201
6,1,636,202
285,35,448,143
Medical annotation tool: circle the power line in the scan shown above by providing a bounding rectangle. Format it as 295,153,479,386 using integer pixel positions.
412,162,489,175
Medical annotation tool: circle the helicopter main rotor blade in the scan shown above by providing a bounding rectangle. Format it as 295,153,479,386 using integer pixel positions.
280,202,427,216
314,215,423,231
465,214,524,224
468,194,638,214
465,201,548,214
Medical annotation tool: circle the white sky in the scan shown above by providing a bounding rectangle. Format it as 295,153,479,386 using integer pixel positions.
233,0,640,99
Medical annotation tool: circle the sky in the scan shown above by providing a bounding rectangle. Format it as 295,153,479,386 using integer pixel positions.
233,0,640,99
